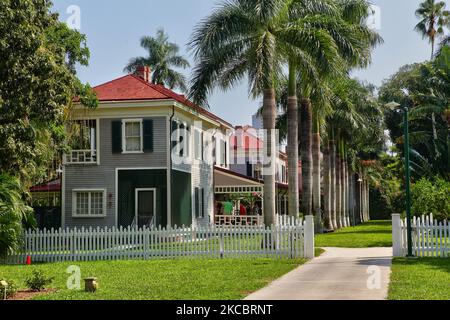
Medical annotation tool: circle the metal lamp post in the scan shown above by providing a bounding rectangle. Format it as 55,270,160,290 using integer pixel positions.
386,100,414,257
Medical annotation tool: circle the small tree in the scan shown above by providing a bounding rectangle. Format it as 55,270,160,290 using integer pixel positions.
0,174,34,258
411,177,450,221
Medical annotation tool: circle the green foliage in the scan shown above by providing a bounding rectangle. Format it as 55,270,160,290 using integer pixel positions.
25,270,54,292
411,177,450,221
0,174,35,257
0,0,97,187
379,47,450,180
188,0,381,107
368,153,405,218
0,279,18,300
125,28,190,92
414,0,450,57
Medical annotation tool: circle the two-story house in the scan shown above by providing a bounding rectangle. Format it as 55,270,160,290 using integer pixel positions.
62,67,232,229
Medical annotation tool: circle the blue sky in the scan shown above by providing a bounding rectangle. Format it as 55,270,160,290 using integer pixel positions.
52,0,445,126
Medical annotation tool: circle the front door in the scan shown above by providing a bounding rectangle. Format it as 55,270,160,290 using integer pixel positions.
135,189,155,228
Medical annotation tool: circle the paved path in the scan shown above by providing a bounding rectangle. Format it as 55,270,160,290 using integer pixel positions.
246,247,393,300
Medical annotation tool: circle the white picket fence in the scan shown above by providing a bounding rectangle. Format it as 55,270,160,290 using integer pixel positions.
393,214,450,257
5,216,314,264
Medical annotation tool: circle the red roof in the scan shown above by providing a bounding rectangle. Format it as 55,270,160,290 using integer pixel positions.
92,74,232,127
30,179,61,193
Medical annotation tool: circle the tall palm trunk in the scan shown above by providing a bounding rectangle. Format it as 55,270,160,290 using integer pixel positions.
358,172,363,223
312,113,323,232
340,140,347,228
287,60,299,217
262,88,276,225
431,35,435,59
323,138,332,230
366,179,370,221
300,98,312,217
330,131,337,229
362,178,366,222
348,169,354,226
344,155,350,227
335,146,342,229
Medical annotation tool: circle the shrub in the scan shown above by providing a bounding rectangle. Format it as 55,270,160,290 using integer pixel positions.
411,177,450,221
25,270,54,292
0,279,18,300
0,174,35,258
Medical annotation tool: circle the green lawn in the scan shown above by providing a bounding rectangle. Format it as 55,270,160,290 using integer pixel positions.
0,258,306,300
315,220,392,248
389,257,450,300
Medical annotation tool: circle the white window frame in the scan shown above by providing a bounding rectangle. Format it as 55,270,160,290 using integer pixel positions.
72,189,107,218
134,188,157,226
122,119,144,154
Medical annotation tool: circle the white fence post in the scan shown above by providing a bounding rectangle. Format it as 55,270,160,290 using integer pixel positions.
392,214,403,257
304,215,315,259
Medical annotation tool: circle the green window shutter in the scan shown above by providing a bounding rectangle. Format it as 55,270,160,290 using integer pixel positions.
186,125,190,157
201,188,204,218
171,120,178,152
143,119,153,152
194,187,200,218
201,132,204,161
112,121,122,154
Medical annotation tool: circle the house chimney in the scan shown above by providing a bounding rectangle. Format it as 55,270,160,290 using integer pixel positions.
135,66,151,82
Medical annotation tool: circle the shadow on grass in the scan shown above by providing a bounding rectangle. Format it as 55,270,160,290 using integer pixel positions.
394,256,450,272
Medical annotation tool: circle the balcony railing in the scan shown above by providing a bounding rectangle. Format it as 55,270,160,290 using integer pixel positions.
64,150,97,164
215,215,263,226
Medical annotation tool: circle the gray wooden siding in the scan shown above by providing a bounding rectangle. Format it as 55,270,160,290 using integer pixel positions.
63,117,167,228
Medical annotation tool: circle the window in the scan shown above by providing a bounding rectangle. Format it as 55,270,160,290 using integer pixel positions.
65,120,98,164
123,119,143,153
73,190,106,217
176,122,190,158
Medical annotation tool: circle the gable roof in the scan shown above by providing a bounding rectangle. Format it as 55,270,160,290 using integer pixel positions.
92,74,233,127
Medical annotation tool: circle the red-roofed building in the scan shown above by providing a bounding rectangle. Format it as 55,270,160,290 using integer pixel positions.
54,67,302,230
62,67,233,229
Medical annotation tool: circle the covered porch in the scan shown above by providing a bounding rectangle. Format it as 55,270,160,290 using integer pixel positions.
213,167,288,226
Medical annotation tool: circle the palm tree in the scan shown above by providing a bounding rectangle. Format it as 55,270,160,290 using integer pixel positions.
125,28,190,91
322,135,332,229
189,0,346,225
302,0,382,231
415,0,450,59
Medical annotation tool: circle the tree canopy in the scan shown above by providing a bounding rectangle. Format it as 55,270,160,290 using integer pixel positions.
0,0,97,187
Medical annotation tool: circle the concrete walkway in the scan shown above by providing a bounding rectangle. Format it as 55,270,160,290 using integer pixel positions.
246,247,393,300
